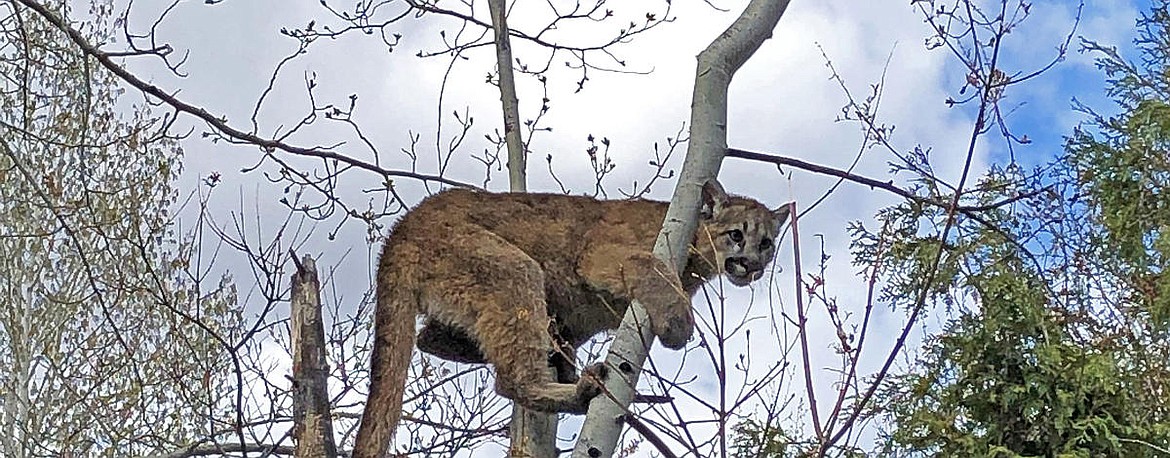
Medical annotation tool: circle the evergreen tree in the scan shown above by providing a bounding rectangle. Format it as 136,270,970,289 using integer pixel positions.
878,2,1170,456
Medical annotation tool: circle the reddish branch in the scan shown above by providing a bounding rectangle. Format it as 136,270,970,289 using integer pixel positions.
824,1,1010,449
821,225,889,441
788,201,822,440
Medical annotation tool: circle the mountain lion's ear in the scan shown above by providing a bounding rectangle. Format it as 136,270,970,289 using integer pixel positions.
772,202,792,226
700,180,728,220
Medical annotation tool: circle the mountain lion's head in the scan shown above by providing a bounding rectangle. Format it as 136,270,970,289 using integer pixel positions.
695,180,790,287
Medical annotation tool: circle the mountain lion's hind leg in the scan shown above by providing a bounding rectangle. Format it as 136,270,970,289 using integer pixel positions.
425,230,603,414
416,320,486,364
419,319,582,384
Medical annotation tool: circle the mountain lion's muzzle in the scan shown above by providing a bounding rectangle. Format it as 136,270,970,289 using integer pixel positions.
724,257,764,285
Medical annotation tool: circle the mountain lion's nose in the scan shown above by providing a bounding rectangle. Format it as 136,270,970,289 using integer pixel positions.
725,257,763,277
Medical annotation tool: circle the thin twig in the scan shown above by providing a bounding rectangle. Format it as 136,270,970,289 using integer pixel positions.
14,0,475,190
790,201,823,441
1118,437,1170,455
824,2,1010,447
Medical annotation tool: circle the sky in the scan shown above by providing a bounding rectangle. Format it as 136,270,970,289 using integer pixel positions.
106,0,1147,455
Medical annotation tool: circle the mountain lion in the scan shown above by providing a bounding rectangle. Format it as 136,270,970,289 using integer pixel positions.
353,180,789,458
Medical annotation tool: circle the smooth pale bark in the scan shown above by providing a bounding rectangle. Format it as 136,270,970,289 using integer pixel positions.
290,255,338,458
571,1,792,456
490,0,528,194
487,0,558,455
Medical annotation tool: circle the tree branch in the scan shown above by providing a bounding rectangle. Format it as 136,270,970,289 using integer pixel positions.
822,3,1011,448
725,148,1050,214
489,0,527,193
621,414,679,458
484,0,557,453
150,443,298,458
1118,437,1170,455
789,201,822,440
13,0,475,190
571,1,792,456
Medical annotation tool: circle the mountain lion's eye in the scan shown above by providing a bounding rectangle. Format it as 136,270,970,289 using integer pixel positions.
728,229,744,243
759,237,772,251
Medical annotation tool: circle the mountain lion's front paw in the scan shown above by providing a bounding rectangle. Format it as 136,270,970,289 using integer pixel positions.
652,304,694,350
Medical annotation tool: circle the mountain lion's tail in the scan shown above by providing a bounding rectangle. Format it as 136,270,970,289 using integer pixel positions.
353,261,415,458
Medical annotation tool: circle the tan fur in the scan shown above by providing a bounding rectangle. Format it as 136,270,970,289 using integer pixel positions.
353,181,789,458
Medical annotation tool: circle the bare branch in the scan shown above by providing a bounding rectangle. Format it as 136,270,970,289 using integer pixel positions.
823,2,1011,448
13,0,475,190
725,148,1050,214
149,443,297,458
489,0,527,193
789,202,822,440
621,414,679,458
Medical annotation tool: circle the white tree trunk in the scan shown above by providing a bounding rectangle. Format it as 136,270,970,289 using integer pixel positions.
490,0,529,195
571,1,792,456
486,0,557,455
0,286,34,458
